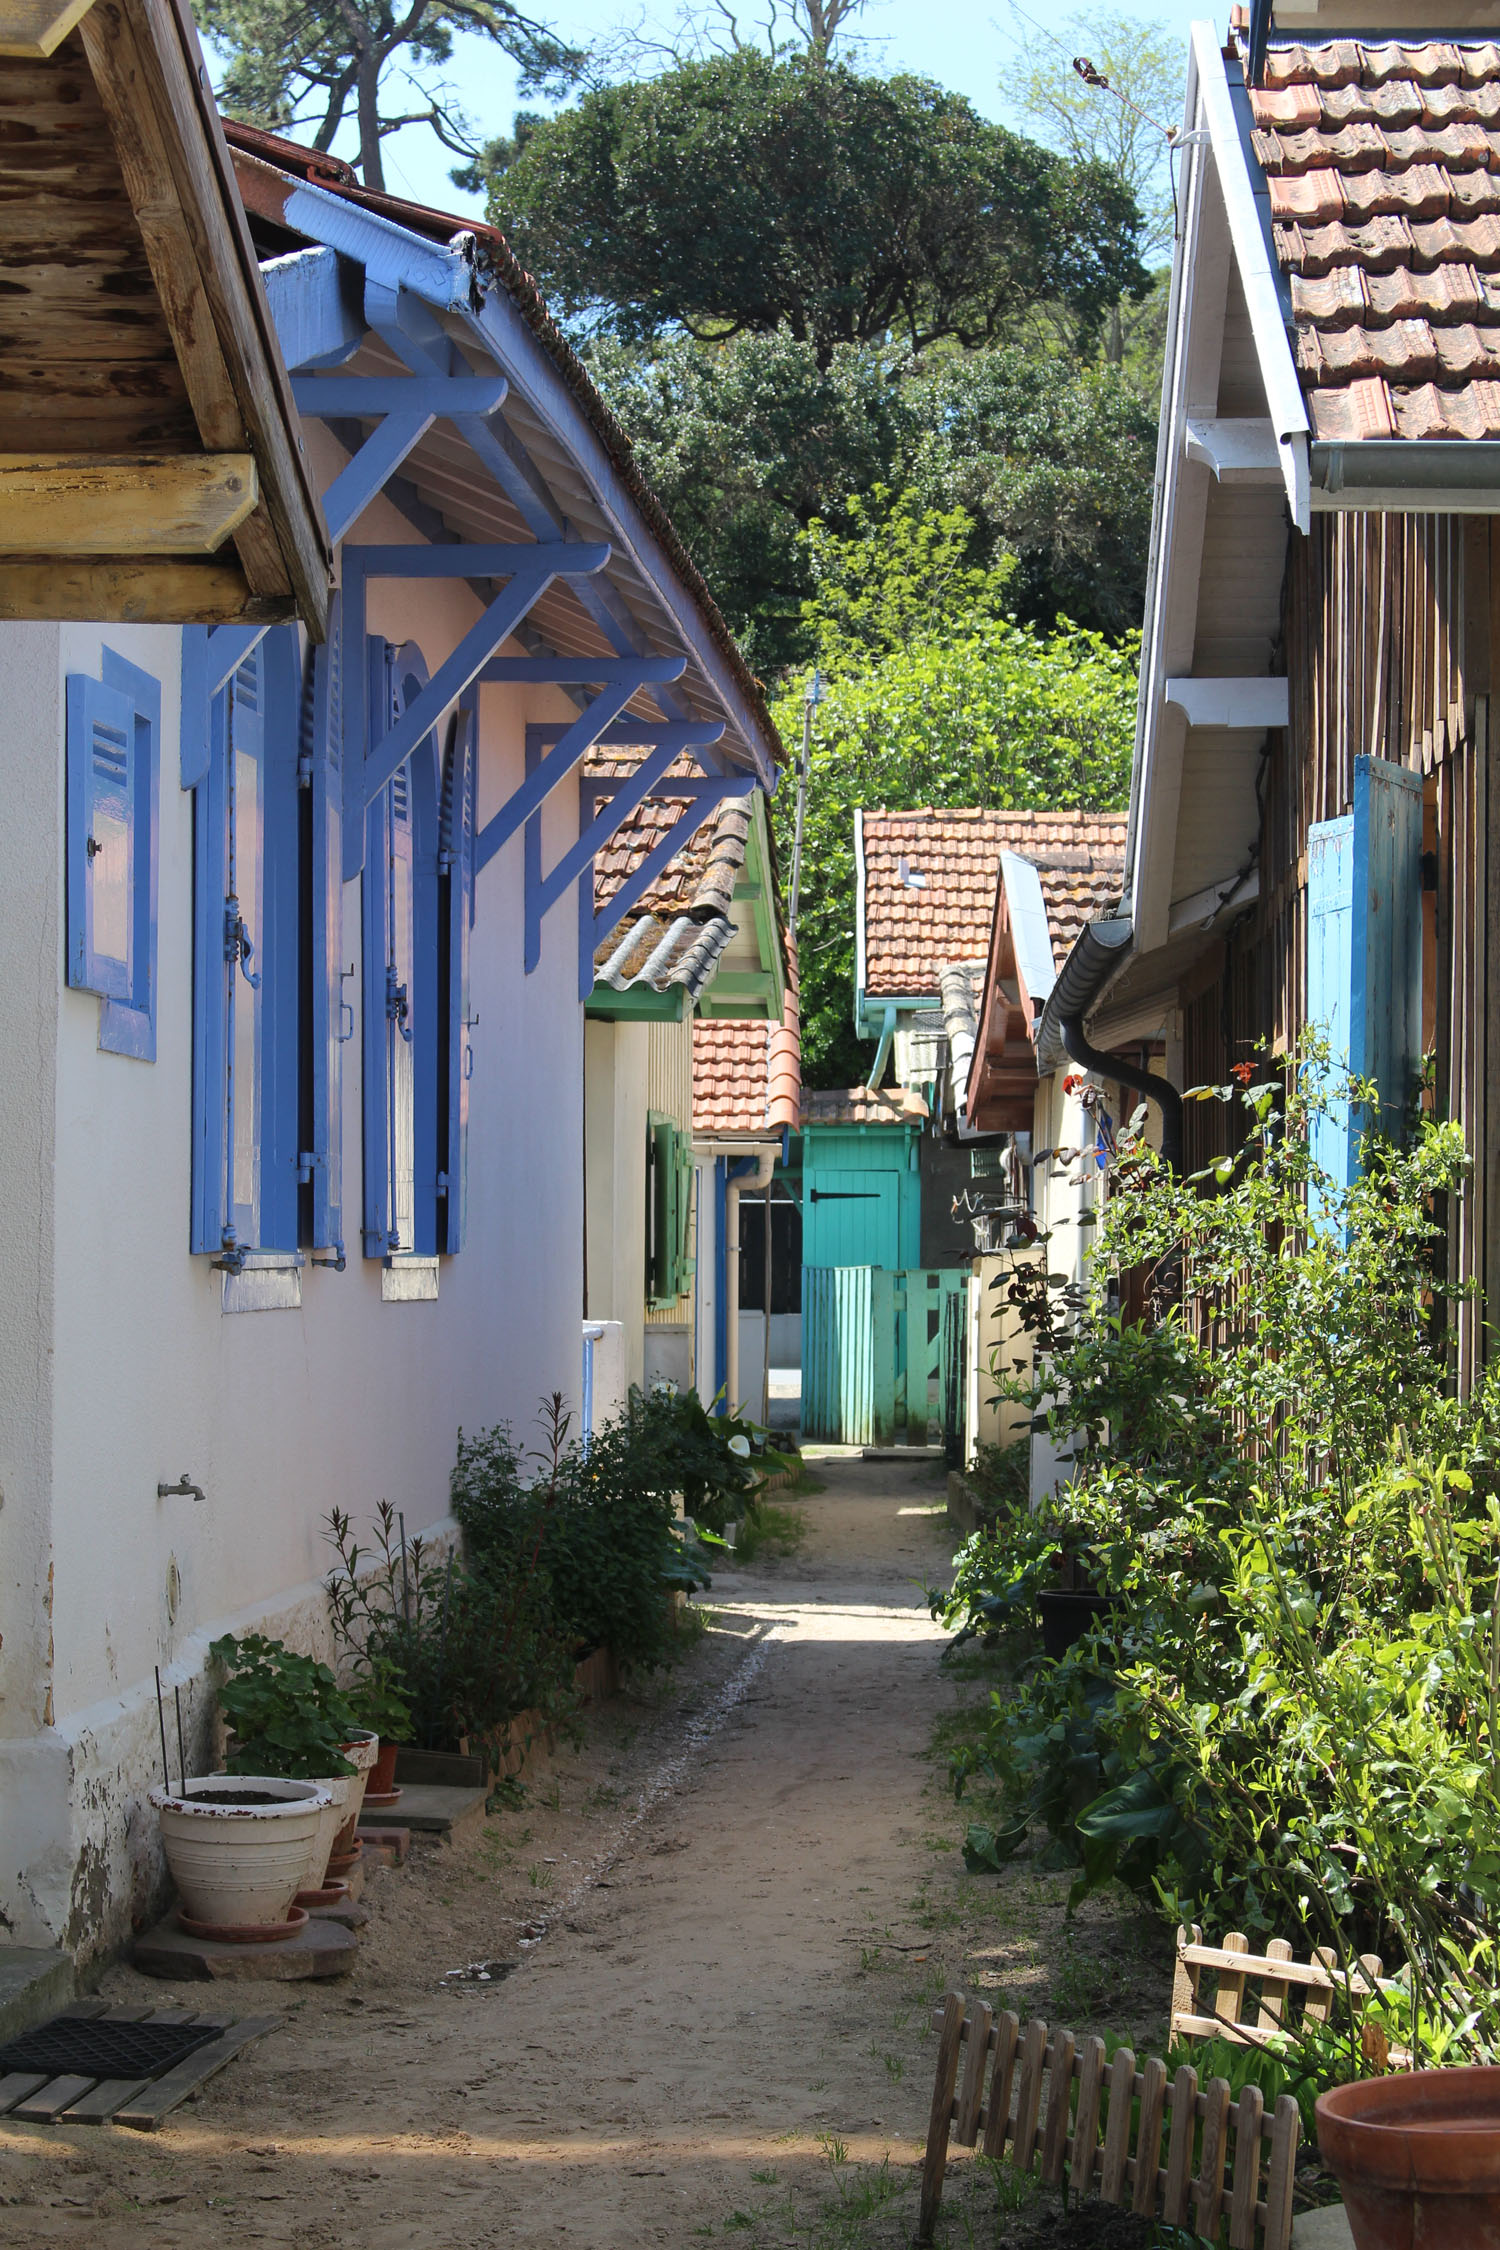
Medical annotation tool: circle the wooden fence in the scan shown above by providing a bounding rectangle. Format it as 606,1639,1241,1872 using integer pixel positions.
919,1994,1299,2248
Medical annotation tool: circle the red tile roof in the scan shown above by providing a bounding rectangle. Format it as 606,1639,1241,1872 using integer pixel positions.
799,1086,927,1127
1250,31,1500,442
589,753,748,923
692,985,801,1136
859,808,1127,1000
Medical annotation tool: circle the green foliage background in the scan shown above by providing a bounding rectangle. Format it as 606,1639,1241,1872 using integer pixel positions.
771,495,1137,1084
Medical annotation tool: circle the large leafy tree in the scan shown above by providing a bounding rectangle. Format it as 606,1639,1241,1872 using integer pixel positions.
195,0,580,191
586,332,1157,672
476,54,1147,365
772,495,1137,1085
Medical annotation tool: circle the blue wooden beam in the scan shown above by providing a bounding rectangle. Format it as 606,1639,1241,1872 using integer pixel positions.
320,411,434,544
291,375,508,417
475,676,678,875
527,736,692,973
480,655,688,685
260,245,363,372
341,540,612,876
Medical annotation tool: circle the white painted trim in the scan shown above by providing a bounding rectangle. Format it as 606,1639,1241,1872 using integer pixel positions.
854,807,868,1000
1164,677,1289,728
1185,418,1282,482
999,851,1057,1015
1191,19,1310,530
1168,865,1261,935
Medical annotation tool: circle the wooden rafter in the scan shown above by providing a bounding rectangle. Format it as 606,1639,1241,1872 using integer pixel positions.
0,453,257,554
0,0,95,56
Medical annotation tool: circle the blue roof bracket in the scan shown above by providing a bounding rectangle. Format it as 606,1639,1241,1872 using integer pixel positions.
340,539,611,877
473,657,692,881
292,371,508,545
524,721,726,977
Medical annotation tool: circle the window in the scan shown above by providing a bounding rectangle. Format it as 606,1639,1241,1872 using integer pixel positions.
66,649,160,1059
646,1113,693,1306
184,619,346,1271
361,640,476,1263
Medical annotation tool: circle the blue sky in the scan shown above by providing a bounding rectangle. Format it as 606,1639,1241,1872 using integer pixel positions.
302,1,1210,218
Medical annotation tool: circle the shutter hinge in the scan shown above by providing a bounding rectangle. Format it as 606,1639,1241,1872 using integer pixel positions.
385,965,411,1039
312,1241,347,1271
225,897,261,988
436,1170,450,1195
296,751,314,788
297,1149,322,1184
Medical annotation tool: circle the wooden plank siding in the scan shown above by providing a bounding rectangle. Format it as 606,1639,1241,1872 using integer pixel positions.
1182,513,1498,1376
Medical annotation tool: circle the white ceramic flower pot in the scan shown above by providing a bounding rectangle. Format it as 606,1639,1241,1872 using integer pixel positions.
150,1776,329,1929
300,1770,356,1892
326,1731,379,1866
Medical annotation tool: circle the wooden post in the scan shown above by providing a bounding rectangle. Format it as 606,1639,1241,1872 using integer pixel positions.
917,1993,966,2245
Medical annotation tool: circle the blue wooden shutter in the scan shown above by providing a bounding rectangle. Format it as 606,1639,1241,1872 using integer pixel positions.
440,705,477,1253
226,646,267,1255
258,629,302,1254
1351,754,1424,1143
309,598,345,1260
1307,810,1354,1202
1307,755,1423,1216
190,666,231,1256
66,673,137,1003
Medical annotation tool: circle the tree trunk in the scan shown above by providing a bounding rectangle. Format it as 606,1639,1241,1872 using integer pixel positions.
1107,301,1124,365
357,53,384,190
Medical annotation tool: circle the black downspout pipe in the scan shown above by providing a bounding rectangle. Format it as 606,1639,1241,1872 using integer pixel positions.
1059,1015,1183,1178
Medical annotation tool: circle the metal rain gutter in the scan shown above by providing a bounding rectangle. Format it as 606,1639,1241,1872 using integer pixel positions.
1313,440,1500,505
865,1003,898,1092
1036,916,1184,1176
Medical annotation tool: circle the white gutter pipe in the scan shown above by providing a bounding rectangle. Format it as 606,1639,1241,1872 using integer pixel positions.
726,1148,777,1417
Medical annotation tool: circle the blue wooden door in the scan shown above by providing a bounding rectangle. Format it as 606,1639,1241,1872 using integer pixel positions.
802,1171,899,1268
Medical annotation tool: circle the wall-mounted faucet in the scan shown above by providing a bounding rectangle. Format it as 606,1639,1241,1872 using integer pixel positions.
157,1474,205,1503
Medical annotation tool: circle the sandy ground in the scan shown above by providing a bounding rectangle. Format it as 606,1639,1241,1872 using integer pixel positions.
0,1457,1167,2248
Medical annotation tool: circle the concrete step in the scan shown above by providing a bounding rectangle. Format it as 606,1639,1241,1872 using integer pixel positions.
0,1948,76,2044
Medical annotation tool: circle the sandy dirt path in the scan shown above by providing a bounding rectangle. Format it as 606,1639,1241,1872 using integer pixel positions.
1,1455,972,2247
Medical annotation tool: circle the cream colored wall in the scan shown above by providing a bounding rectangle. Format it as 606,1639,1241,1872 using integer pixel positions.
0,506,594,1952
583,1018,648,1389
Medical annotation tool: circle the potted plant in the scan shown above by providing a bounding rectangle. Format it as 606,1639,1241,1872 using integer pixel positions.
346,1655,411,1806
149,1774,330,1938
1317,2066,1500,2249
211,1633,358,1902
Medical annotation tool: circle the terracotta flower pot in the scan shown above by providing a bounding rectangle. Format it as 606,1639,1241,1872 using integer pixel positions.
150,1777,329,1932
363,1738,402,1807
325,1730,379,1869
1316,2066,1500,2250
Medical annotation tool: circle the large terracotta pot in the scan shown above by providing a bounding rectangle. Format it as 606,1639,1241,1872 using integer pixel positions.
1316,2066,1500,2250
150,1776,329,1930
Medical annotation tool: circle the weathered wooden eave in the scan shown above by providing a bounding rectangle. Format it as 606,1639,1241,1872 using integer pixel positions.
0,0,330,630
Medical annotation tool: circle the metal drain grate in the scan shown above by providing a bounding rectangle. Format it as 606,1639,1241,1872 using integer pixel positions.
0,2016,220,2080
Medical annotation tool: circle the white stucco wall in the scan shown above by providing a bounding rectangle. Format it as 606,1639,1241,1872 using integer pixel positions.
0,577,589,1955
583,1018,648,1391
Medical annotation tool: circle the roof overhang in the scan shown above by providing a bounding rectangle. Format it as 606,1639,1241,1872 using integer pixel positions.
230,144,778,788
965,854,1061,1132
0,0,330,628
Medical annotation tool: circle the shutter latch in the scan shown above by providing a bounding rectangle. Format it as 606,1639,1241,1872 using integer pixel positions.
224,897,261,989
385,965,412,1041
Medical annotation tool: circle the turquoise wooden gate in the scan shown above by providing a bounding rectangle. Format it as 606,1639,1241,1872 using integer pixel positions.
802,1267,965,1446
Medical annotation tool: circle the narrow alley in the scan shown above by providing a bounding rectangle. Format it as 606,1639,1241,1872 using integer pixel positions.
1,1461,972,2247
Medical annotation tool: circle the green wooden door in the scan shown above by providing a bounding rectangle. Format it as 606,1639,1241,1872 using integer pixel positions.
802,1170,899,1269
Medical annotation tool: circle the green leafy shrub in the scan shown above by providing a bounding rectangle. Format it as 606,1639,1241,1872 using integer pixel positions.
943,1050,1500,2062
325,1495,570,1758
211,1633,356,1780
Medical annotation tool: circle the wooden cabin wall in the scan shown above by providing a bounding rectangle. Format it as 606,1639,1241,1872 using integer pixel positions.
1181,513,1500,1376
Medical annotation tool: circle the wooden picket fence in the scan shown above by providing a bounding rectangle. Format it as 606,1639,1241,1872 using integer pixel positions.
1172,1925,1402,2061
918,1994,1299,2247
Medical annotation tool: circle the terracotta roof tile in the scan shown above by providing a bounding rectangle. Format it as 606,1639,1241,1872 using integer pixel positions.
1250,27,1500,446
799,1086,926,1128
860,807,1126,999
692,983,801,1136
589,751,750,922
